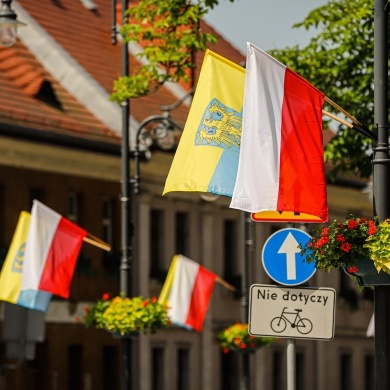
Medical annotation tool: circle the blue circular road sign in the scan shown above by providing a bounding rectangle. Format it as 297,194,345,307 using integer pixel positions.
262,228,316,286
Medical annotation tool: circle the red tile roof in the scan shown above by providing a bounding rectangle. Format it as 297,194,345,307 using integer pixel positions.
2,1,336,154
0,39,119,142
13,0,246,137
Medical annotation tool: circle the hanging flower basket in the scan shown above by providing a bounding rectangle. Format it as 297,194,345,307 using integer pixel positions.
216,322,275,354
344,257,390,287
300,215,390,286
78,293,170,336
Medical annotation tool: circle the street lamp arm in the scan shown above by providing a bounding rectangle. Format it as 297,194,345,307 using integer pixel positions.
159,86,195,113
133,114,184,194
135,114,183,145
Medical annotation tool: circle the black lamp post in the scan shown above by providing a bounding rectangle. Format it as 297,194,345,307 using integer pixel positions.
0,0,26,47
112,4,190,388
373,0,389,388
111,1,133,389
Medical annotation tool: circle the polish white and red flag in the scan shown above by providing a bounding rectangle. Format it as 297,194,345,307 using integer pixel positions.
19,200,87,304
158,254,217,332
231,43,328,223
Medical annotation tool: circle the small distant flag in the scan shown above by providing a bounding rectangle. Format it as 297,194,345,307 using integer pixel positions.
231,43,328,223
18,200,87,307
0,212,52,312
158,255,217,332
0,201,110,312
163,49,245,198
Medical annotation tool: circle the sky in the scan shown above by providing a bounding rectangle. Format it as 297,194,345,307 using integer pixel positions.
204,0,327,54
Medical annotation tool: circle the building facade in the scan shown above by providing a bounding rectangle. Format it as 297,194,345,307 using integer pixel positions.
0,1,375,389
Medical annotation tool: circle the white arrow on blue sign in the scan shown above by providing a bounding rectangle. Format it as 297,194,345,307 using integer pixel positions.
262,228,316,286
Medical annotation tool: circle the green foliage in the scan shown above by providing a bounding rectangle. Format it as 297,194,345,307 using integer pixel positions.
300,215,379,272
80,293,111,329
365,219,390,274
111,0,226,101
269,0,389,178
79,293,170,335
216,322,275,353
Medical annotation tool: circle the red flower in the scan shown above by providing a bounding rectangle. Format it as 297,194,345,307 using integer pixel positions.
321,227,330,236
142,300,149,307
347,266,359,273
222,347,230,354
314,236,329,248
336,234,345,242
239,343,246,349
368,220,377,235
361,218,367,223
234,337,241,345
340,242,352,252
102,293,110,300
347,219,359,229
151,297,157,303
84,307,89,313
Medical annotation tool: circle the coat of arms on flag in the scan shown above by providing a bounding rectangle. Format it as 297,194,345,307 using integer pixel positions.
196,98,242,151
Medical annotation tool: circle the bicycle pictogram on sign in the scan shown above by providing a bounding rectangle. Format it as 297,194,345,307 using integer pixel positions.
270,307,313,335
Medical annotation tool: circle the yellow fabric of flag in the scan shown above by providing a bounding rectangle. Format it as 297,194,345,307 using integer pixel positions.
0,212,30,303
158,255,178,305
163,50,245,197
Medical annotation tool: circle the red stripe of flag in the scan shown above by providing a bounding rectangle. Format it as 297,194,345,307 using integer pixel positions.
185,266,217,332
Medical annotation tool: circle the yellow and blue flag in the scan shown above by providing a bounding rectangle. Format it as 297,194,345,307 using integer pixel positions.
0,212,52,312
0,212,31,303
163,50,245,197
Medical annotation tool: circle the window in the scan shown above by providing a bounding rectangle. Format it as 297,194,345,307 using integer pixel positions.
339,272,359,310
102,198,119,273
176,346,190,390
296,352,305,390
67,193,80,224
30,188,45,207
340,352,352,390
102,198,114,247
68,344,83,390
364,354,374,390
223,219,240,288
151,346,165,390
103,346,119,390
272,350,283,390
175,212,189,256
150,209,165,279
220,350,239,390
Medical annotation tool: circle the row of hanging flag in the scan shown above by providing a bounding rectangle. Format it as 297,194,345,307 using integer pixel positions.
163,42,329,223
0,200,109,312
0,44,369,333
0,201,221,333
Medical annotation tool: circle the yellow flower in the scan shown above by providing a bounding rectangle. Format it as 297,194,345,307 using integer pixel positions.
216,322,275,353
80,294,170,335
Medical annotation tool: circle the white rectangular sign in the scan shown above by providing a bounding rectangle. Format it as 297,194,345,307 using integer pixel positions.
248,284,336,340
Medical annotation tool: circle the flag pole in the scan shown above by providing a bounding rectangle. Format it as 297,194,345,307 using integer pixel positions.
324,96,361,125
215,276,236,292
322,110,353,129
324,97,376,140
83,236,111,251
322,110,377,140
